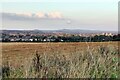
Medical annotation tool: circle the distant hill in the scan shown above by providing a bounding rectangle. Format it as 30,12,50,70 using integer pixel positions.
1,30,44,34
54,29,117,34
0,29,117,34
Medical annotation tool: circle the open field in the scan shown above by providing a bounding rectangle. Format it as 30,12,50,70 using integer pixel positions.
1,42,119,78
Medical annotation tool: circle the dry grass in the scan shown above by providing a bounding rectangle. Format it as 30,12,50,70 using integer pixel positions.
1,42,119,78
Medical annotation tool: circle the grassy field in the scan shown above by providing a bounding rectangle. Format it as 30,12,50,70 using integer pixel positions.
1,42,119,78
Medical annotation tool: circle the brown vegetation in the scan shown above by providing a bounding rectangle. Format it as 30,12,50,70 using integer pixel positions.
1,42,119,78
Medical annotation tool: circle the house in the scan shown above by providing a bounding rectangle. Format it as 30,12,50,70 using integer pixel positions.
10,39,15,41
29,39,33,42
34,39,38,41
60,39,64,42
43,39,47,42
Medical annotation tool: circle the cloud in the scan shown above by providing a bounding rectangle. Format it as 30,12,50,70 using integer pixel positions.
2,12,63,20
48,12,62,19
35,12,46,18
17,13,32,17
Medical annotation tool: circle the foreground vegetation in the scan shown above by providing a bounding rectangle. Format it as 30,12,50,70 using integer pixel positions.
2,42,119,78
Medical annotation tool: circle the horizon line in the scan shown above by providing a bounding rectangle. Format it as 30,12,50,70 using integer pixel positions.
0,28,118,32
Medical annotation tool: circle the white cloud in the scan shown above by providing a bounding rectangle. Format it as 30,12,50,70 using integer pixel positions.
48,12,62,19
2,12,63,20
35,12,46,18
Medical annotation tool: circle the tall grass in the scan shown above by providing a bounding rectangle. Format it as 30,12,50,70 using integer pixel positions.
2,44,119,78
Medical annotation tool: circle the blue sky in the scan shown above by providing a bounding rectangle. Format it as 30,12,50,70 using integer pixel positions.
0,0,119,31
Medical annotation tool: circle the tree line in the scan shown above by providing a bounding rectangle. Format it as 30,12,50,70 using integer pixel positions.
1,34,120,42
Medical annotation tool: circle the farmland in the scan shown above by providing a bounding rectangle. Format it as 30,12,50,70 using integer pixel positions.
1,42,119,78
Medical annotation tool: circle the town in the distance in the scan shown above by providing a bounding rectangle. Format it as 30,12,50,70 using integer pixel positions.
0,29,119,42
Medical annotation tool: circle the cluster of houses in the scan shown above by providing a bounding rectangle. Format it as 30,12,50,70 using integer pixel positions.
1,32,118,42
1,34,64,42
9,38,63,42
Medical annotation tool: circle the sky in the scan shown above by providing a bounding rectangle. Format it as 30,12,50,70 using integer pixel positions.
0,0,119,31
